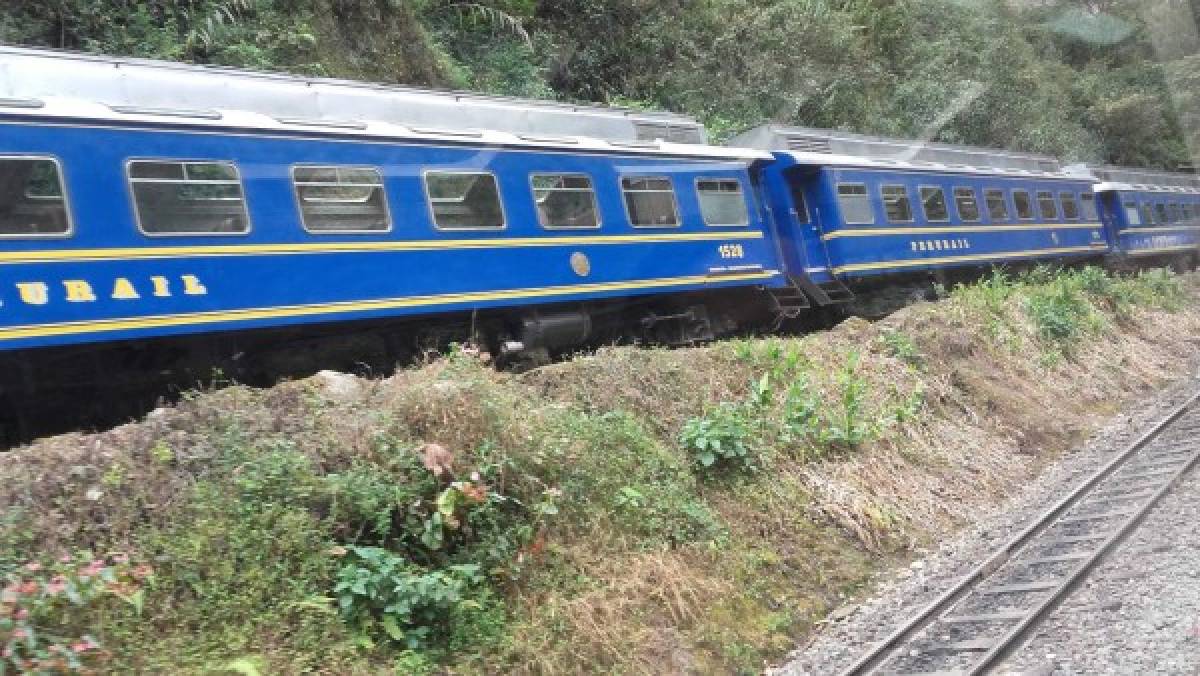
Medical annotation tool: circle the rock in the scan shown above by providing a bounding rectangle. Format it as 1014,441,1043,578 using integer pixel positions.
313,370,362,402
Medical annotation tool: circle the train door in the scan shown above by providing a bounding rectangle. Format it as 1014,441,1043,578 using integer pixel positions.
781,166,839,283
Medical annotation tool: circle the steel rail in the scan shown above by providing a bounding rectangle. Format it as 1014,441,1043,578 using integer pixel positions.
839,384,1200,676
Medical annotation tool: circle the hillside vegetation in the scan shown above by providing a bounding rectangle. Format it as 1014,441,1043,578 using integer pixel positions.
2,267,1199,674
1,0,1198,166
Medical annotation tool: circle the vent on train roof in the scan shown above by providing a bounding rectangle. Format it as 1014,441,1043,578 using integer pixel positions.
634,121,705,145
784,134,834,154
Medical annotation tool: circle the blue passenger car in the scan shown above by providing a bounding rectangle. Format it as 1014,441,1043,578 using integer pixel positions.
0,47,789,364
1078,165,1200,267
733,126,1110,299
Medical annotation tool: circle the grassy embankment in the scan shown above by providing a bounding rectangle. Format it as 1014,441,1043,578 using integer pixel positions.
2,267,1198,674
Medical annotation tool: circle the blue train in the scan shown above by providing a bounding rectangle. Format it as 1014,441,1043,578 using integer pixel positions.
0,45,1195,408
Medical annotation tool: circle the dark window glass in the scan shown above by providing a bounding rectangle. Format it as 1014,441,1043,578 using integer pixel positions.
881,185,912,223
1155,203,1168,224
1013,191,1034,220
621,176,679,227
920,186,949,222
1037,190,1058,220
1081,193,1098,221
837,183,873,224
293,166,389,233
129,160,249,234
1060,192,1079,220
1169,203,1182,223
790,183,810,223
0,157,70,236
426,171,505,229
696,178,749,226
1141,203,1155,227
984,188,1009,221
532,174,600,229
954,187,980,222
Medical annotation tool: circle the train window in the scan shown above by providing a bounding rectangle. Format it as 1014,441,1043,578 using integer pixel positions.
1155,203,1168,224
532,174,600,229
425,171,505,230
789,183,810,223
1081,193,1098,221
1123,201,1141,226
1141,203,1154,227
0,157,71,236
836,183,873,224
292,166,390,233
1036,191,1058,220
1013,191,1034,220
1169,203,1182,223
621,176,679,227
696,178,750,226
1060,192,1079,220
953,187,981,222
919,186,949,222
984,189,1009,221
1186,204,1197,221
881,185,912,223
128,160,249,235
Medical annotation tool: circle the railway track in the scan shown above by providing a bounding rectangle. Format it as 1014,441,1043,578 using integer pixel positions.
840,385,1200,676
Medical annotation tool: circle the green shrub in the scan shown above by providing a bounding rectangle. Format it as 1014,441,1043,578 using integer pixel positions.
333,546,482,651
681,402,757,475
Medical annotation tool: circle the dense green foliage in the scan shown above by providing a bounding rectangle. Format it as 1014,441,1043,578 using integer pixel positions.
1,0,1197,166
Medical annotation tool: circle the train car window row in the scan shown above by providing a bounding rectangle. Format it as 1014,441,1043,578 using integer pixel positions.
1013,190,1034,220
1081,193,1098,221
129,160,250,235
1060,192,1079,220
881,184,913,223
954,187,981,222
622,176,681,228
0,156,71,236
696,178,750,227
920,186,949,222
985,189,1009,222
1036,191,1058,220
837,183,873,224
293,165,390,233
425,171,505,230
532,174,601,229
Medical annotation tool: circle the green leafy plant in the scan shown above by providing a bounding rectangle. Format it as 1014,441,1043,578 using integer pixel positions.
333,546,482,650
681,402,756,475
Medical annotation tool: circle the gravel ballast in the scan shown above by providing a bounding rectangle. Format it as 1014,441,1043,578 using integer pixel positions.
772,370,1200,675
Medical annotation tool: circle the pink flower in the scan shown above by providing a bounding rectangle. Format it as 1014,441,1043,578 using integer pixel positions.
23,563,41,573
12,628,25,639
16,581,38,595
1,646,11,658
45,576,66,595
15,607,28,620
59,554,73,564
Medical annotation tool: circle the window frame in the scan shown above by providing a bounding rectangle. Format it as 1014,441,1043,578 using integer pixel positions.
127,158,251,237
694,176,751,227
1036,190,1058,221
619,175,681,229
1080,192,1098,221
918,185,950,223
1059,191,1080,220
1012,190,1035,221
953,186,982,223
984,188,1010,222
1169,202,1182,223
1122,200,1141,227
1154,202,1168,225
290,164,393,235
529,172,603,230
836,182,874,225
880,184,914,224
422,169,508,232
0,154,74,239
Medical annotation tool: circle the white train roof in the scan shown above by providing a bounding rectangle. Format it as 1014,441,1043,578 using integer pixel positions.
731,124,1078,180
0,45,768,162
1064,164,1200,194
